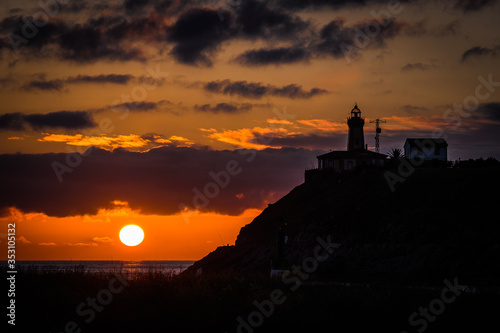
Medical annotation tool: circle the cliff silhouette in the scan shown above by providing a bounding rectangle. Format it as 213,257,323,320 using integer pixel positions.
186,166,500,287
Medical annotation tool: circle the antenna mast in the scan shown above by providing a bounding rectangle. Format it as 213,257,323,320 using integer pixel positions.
369,118,387,153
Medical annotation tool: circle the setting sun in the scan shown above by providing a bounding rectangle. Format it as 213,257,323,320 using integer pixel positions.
119,225,145,247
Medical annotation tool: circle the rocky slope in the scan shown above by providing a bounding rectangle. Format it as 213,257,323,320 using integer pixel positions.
185,167,500,286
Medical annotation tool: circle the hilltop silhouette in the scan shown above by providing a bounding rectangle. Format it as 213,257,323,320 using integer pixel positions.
186,164,500,287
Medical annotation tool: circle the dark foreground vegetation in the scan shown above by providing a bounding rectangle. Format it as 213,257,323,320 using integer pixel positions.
4,266,499,333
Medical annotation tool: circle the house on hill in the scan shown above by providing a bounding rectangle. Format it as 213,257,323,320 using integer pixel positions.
404,138,448,161
317,149,387,172
305,104,387,181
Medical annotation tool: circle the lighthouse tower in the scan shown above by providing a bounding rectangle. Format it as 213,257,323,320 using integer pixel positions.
347,103,365,151
304,102,387,181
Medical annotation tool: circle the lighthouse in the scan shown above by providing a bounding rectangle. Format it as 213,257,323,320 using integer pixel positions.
304,103,387,180
347,103,365,151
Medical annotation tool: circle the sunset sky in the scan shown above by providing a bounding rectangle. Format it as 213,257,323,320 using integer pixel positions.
1,0,499,260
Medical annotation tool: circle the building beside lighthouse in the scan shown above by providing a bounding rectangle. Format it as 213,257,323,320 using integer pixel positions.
306,104,387,181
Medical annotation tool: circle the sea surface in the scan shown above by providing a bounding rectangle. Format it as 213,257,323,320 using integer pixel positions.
12,260,195,276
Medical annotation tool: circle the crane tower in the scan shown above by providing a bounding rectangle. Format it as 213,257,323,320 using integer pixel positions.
369,118,386,153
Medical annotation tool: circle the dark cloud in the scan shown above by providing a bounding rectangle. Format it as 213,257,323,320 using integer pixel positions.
398,19,427,37
461,45,500,62
1,14,151,63
194,102,253,113
106,100,180,115
104,14,169,42
123,0,186,15
236,0,310,39
2,18,65,52
22,79,64,91
235,46,310,66
0,113,24,130
311,18,353,58
0,0,490,70
401,105,430,114
66,74,133,84
25,111,95,130
0,0,430,67
1,1,312,67
252,133,346,151
167,7,235,66
58,23,145,63
0,76,15,87
21,74,134,91
435,20,461,36
269,0,491,12
313,17,405,60
452,0,497,12
60,1,89,13
0,146,318,217
8,8,23,14
476,103,500,121
269,0,388,10
401,62,434,72
407,19,463,38
0,111,96,131
400,19,461,38
204,79,328,99
114,101,162,112
124,0,153,13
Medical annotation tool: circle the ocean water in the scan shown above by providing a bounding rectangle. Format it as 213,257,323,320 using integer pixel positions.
14,260,195,276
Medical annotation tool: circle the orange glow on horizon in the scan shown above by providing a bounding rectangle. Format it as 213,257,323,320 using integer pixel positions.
0,204,261,261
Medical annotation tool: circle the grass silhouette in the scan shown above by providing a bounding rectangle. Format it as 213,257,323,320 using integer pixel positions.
6,265,499,332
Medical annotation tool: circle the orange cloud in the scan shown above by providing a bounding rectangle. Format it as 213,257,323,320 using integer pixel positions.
3,207,46,223
38,242,57,246
66,242,98,247
39,134,83,143
17,236,31,244
168,135,194,146
267,119,293,125
92,236,114,243
39,134,149,148
297,119,345,132
154,135,172,144
208,127,289,149
383,116,443,131
169,135,189,141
